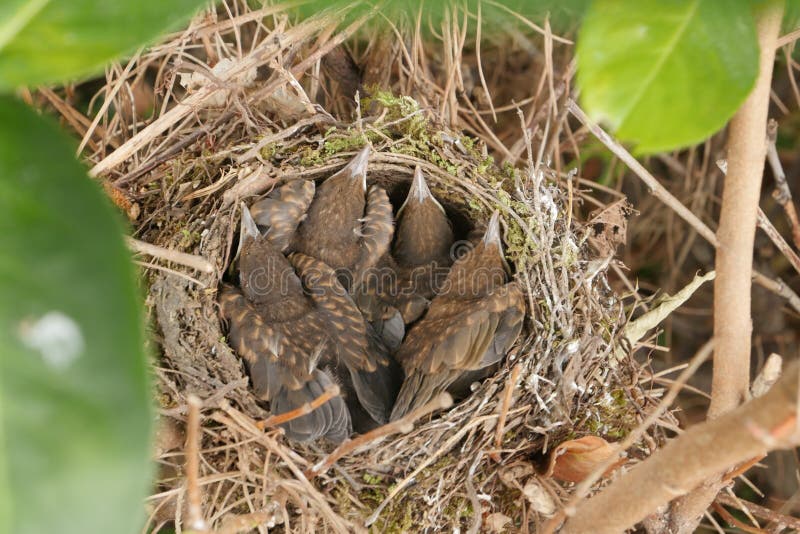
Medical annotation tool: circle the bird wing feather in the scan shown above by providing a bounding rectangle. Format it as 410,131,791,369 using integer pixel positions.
219,285,314,394
354,185,394,284
250,179,315,251
397,282,525,375
288,252,374,371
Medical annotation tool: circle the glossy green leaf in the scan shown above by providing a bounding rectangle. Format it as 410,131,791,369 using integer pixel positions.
0,0,205,90
577,0,759,153
0,96,152,534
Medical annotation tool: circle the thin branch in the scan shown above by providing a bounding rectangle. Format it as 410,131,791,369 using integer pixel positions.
776,26,800,47
126,236,214,273
711,502,765,534
185,394,208,532
560,360,800,534
766,118,800,249
715,492,800,531
567,99,800,314
255,384,340,430
308,392,453,478
757,208,800,276
491,364,522,462
567,100,717,245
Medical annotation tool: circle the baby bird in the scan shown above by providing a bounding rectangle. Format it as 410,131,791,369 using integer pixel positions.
291,145,402,423
292,145,394,291
220,287,351,443
221,202,369,442
390,212,525,420
393,166,455,323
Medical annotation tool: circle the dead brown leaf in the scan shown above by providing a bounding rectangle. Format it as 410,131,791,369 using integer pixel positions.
545,435,626,483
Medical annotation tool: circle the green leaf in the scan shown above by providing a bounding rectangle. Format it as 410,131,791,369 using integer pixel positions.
577,0,759,153
0,0,206,90
0,96,152,534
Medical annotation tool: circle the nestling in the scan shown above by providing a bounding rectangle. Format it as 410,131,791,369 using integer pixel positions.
390,211,525,420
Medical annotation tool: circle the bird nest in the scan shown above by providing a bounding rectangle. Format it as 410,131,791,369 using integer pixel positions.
69,5,660,532
142,97,647,531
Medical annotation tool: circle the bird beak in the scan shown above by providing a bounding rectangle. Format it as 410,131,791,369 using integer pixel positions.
410,166,431,202
483,211,503,250
343,144,370,191
398,166,446,218
239,202,261,243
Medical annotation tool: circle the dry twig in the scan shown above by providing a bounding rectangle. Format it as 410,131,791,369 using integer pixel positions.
308,392,454,478
126,236,214,273
186,394,209,532
766,118,800,249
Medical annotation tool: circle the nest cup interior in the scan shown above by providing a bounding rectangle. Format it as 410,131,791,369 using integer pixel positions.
223,159,507,418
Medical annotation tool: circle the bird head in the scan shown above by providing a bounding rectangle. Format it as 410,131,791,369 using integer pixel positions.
394,166,454,267
328,144,370,192
443,211,509,299
237,202,301,305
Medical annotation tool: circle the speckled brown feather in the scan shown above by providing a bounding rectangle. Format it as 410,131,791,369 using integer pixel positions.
353,184,394,285
288,252,371,370
250,179,315,252
219,285,312,393
219,283,351,443
289,251,401,424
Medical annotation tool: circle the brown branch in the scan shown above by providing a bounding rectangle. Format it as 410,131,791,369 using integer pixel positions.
567,99,800,315
307,392,453,478
715,492,800,532
751,271,800,313
185,394,208,532
711,2,782,417
669,7,785,532
711,502,766,534
560,360,799,534
757,208,800,276
491,364,522,462
766,119,800,249
255,384,340,430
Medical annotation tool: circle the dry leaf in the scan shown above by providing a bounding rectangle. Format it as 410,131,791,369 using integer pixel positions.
484,512,512,533
546,435,625,483
587,199,634,258
522,479,556,516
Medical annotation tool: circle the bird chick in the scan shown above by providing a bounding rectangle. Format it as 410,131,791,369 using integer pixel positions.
392,166,455,323
291,145,403,423
221,203,370,442
292,145,394,291
390,212,525,420
220,286,351,443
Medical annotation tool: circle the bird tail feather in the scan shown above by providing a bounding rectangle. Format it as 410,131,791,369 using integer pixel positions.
270,369,352,444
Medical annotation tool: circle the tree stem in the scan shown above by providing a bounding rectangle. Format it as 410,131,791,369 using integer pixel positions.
710,0,782,417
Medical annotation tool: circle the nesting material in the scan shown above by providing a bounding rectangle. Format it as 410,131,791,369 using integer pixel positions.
144,99,645,530
66,4,663,531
